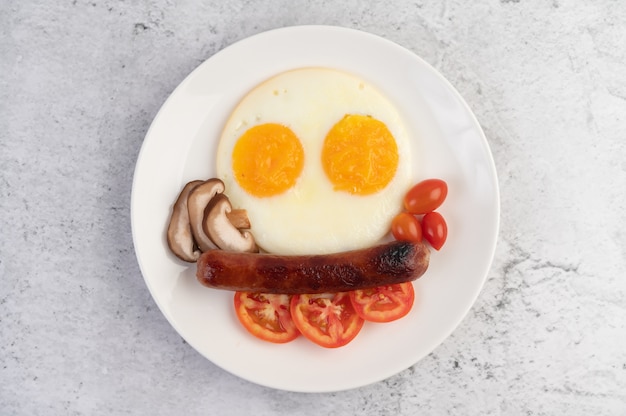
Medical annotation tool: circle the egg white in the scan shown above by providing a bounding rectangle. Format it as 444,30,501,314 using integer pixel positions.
216,67,412,255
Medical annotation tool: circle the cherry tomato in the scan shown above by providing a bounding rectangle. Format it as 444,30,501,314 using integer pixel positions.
391,212,423,242
234,292,300,343
422,211,447,250
349,282,415,323
290,292,364,348
404,179,448,215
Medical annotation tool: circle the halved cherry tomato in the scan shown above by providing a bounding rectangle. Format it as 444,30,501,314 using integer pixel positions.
290,292,364,348
234,292,299,343
349,282,415,323
404,179,448,215
422,211,447,250
391,212,423,242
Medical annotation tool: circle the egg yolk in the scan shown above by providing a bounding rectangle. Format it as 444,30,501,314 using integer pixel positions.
232,123,304,197
322,114,399,195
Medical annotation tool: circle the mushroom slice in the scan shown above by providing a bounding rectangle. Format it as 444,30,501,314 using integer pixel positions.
203,194,258,253
167,180,204,262
187,178,225,252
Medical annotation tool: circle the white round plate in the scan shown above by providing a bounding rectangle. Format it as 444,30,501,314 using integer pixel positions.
131,25,499,393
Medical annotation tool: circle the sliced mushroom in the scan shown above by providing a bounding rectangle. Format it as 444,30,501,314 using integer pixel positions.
187,178,225,252
203,194,258,253
167,180,204,262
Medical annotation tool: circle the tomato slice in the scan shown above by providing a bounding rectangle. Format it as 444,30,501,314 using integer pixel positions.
404,179,448,215
349,283,415,323
422,211,448,250
290,293,364,348
234,292,299,343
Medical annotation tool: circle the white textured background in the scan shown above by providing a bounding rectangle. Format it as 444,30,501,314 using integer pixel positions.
1,0,625,414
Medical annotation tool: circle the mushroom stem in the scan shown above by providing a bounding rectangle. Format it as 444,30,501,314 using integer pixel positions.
227,209,251,229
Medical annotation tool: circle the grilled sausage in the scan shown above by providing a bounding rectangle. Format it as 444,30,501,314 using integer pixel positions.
196,240,430,294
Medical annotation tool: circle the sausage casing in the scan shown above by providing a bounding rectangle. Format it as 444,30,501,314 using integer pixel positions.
196,240,430,294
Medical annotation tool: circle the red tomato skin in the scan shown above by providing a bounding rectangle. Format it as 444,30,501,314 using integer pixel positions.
404,179,448,215
422,211,447,250
391,212,422,243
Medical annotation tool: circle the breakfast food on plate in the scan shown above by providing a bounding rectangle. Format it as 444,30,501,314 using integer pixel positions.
234,292,301,344
403,179,448,215
196,240,430,294
215,67,412,256
291,292,364,348
202,194,257,253
349,282,415,323
166,178,254,257
421,211,448,250
163,66,454,348
167,180,204,262
187,179,227,252
395,179,449,250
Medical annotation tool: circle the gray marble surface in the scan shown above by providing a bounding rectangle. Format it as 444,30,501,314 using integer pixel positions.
2,0,625,414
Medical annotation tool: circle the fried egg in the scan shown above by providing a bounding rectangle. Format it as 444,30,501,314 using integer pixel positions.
216,67,412,255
